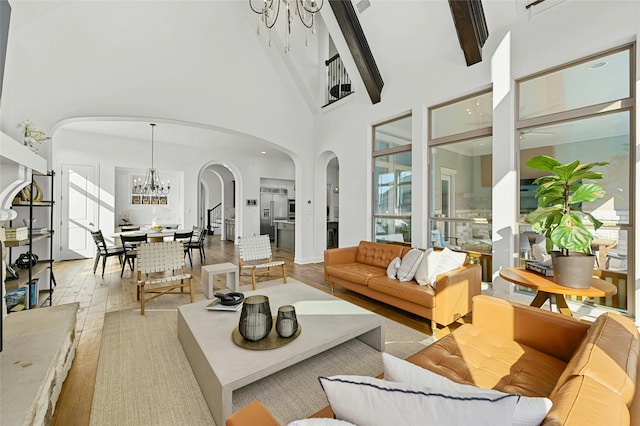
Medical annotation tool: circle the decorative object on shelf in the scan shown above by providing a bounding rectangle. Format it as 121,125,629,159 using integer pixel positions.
524,155,608,289
16,252,38,269
249,0,323,52
18,119,51,153
132,123,170,203
238,295,273,341
23,218,36,230
275,304,298,338
4,227,28,241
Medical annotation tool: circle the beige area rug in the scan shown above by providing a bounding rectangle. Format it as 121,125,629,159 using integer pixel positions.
90,280,434,426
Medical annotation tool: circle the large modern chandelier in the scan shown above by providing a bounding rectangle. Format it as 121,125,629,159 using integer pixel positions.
249,0,324,52
132,123,170,200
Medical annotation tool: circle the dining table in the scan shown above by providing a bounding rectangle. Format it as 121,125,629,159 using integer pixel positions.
112,228,192,243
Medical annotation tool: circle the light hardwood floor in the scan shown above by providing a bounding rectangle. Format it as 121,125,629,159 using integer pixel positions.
50,235,436,426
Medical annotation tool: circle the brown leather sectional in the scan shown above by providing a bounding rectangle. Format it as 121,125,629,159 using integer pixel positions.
227,295,640,425
324,240,482,332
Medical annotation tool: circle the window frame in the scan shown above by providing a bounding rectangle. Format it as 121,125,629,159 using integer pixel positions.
372,114,413,244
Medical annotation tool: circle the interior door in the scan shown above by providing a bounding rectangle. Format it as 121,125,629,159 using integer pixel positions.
59,164,98,260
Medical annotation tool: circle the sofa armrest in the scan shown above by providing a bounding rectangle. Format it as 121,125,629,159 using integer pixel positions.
432,263,482,327
324,246,358,281
472,295,590,362
226,401,279,426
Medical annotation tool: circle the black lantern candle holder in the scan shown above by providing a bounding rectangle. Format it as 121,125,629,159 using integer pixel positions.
276,305,298,338
238,295,272,341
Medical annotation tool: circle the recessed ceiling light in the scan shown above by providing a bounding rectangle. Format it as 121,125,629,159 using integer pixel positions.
589,61,608,70
260,151,267,155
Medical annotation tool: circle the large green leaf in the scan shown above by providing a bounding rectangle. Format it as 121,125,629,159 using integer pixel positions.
524,206,563,226
568,171,605,184
550,214,594,253
526,156,562,172
569,183,605,203
551,160,580,180
584,212,604,231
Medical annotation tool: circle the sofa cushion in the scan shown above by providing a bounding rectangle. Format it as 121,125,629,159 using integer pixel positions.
397,248,423,282
544,375,630,426
368,276,435,308
386,257,401,279
415,248,440,286
551,311,640,405
355,241,404,269
428,247,467,287
318,375,518,426
325,263,386,286
405,323,568,398
382,353,552,426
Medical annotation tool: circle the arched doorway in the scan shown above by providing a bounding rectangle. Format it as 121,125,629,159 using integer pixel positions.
326,156,339,248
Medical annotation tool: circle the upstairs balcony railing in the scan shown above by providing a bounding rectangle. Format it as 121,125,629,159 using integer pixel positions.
324,54,353,107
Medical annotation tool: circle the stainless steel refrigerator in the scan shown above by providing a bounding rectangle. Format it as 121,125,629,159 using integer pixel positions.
260,188,288,241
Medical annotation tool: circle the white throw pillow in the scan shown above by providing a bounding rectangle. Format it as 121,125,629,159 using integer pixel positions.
319,375,518,426
382,353,553,426
288,419,356,426
396,249,424,282
386,256,401,279
414,248,441,286
428,247,467,287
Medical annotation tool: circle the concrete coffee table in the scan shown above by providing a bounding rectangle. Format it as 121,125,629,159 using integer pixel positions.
177,281,385,426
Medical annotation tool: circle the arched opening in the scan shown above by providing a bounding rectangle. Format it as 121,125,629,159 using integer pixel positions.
199,164,237,242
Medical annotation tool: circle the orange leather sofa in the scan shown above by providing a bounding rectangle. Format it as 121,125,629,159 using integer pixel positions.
324,241,482,332
227,295,640,426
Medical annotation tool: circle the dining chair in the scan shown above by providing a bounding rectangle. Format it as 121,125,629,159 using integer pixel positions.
173,230,194,267
238,234,287,290
120,233,148,277
91,230,124,277
136,241,193,315
187,227,207,264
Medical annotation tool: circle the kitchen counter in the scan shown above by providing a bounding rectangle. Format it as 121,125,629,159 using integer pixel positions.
274,220,295,251
225,218,235,242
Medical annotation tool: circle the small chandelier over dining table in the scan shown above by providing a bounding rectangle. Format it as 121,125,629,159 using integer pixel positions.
249,0,324,53
132,123,170,199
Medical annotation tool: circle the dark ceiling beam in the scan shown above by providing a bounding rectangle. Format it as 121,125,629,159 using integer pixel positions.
448,0,489,66
329,0,383,104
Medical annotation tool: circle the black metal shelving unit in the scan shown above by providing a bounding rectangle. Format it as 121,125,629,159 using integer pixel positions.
6,171,56,308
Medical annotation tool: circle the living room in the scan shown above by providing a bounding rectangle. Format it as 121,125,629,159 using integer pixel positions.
1,0,640,425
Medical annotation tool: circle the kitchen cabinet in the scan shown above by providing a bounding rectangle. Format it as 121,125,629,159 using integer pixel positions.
225,218,235,242
275,221,294,252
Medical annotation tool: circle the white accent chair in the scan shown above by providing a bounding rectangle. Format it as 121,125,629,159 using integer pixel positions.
238,235,287,290
136,241,194,315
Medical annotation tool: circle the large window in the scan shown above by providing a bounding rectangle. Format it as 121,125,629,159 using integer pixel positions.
517,45,634,313
429,91,493,282
373,115,412,244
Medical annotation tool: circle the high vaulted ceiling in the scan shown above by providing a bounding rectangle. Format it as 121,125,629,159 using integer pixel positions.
0,0,566,154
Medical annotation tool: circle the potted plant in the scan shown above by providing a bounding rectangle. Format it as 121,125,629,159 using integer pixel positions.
524,155,608,288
